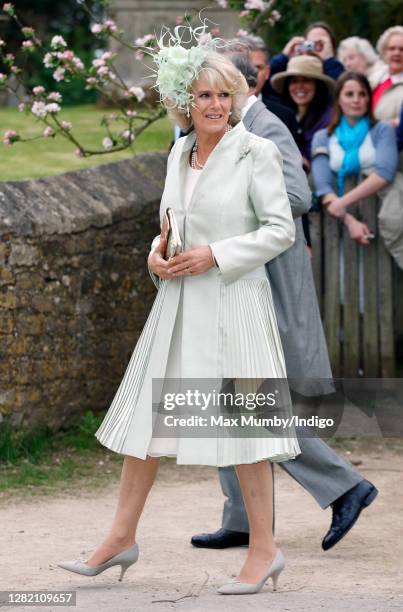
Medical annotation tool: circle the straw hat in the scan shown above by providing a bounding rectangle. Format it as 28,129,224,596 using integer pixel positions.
271,55,336,95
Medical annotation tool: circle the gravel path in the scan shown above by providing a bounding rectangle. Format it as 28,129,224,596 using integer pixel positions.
1,448,403,612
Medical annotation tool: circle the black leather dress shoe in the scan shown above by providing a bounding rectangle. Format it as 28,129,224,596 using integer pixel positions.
191,528,249,549
322,479,378,551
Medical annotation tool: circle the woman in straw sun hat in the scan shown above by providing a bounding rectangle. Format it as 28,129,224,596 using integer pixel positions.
271,55,335,250
271,55,335,166
58,22,300,596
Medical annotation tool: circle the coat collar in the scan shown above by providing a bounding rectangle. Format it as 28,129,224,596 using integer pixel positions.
176,122,247,213
179,120,246,155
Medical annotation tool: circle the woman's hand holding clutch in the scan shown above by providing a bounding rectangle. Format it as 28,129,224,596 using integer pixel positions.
167,246,215,277
148,237,171,280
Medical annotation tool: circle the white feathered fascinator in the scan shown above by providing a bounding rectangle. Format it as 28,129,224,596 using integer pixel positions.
144,20,226,116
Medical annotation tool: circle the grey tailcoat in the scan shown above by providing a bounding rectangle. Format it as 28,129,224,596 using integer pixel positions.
243,100,332,385
218,101,362,526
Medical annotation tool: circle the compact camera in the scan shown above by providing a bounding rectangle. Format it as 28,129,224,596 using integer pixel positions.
297,40,324,54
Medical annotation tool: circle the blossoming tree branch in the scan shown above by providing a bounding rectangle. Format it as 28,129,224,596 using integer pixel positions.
0,0,281,157
0,1,165,156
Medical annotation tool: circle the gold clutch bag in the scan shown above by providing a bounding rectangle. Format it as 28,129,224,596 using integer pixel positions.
162,207,182,260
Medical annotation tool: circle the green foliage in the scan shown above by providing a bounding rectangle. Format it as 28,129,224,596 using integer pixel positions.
268,0,403,51
0,409,121,494
0,423,54,463
59,410,104,451
0,409,104,464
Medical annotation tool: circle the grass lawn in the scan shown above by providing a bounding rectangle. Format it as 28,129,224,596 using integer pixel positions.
0,105,173,182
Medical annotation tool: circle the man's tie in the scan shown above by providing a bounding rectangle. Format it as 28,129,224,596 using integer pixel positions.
372,77,393,109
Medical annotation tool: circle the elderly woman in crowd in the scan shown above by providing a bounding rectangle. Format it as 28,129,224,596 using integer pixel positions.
312,71,398,243
338,36,385,85
372,25,403,125
58,27,300,596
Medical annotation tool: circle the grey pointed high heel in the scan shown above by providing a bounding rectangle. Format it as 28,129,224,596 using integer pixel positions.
58,543,139,582
217,548,285,595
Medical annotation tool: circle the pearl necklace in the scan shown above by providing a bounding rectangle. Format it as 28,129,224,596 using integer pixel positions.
190,124,232,169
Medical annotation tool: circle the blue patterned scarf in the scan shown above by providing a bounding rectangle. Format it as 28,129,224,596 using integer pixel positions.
335,115,370,195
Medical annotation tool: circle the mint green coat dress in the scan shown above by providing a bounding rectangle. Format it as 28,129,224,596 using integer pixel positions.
95,122,300,466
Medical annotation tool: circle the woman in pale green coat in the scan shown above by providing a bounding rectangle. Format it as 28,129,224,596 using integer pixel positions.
59,37,300,596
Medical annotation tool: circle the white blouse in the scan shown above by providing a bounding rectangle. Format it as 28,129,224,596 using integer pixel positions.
183,164,202,211
329,132,376,174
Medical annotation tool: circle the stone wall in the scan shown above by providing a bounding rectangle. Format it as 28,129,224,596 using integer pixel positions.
0,153,167,430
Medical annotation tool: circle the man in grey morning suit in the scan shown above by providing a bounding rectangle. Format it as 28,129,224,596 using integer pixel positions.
191,52,378,552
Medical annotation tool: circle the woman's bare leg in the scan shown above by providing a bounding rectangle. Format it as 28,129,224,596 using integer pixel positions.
235,460,277,583
86,455,159,566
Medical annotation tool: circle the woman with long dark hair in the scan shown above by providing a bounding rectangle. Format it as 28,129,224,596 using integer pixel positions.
271,55,335,247
311,71,398,242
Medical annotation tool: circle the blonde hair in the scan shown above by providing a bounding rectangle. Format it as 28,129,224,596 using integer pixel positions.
166,51,248,131
376,26,403,58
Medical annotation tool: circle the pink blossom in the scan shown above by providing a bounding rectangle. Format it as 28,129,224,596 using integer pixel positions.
61,50,74,61
215,0,227,7
73,57,84,70
240,10,250,17
104,19,117,33
0,39,5,47
18,103,25,112
33,85,45,95
134,34,155,46
47,91,62,101
237,29,249,37
101,51,113,61
0,73,7,84
44,52,55,68
75,148,84,157
50,35,67,48
245,0,270,10
5,53,15,63
129,86,145,101
53,67,66,82
10,66,19,74
2,4,14,15
45,102,61,113
97,66,109,77
43,126,55,138
92,58,105,68
102,137,113,150
126,110,137,118
122,130,134,142
91,23,103,34
3,129,19,146
86,77,97,86
31,101,47,117
271,10,281,20
22,40,34,50
61,121,72,131
22,27,35,37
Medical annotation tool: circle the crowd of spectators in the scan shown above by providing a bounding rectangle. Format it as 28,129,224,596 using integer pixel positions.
234,24,403,266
